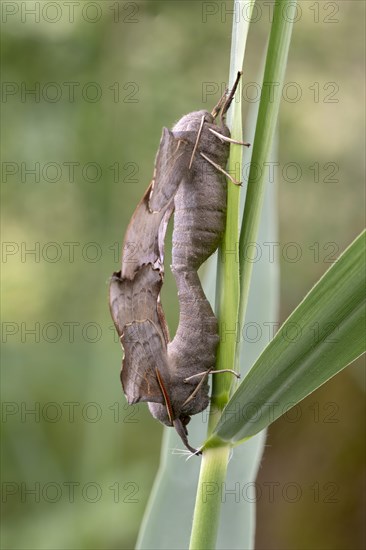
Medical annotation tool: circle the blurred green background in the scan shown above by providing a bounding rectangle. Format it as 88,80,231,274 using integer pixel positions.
1,1,365,549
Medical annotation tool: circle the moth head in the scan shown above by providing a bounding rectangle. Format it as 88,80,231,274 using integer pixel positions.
173,109,230,164
173,110,214,133
147,403,199,455
147,401,172,426
173,417,200,455
147,377,191,430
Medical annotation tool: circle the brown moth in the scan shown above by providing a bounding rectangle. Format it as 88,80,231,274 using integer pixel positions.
109,72,248,454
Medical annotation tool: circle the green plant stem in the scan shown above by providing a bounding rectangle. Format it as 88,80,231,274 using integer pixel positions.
190,4,256,549
189,445,231,550
210,0,255,434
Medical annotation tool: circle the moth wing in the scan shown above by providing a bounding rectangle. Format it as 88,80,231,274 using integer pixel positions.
148,127,194,212
109,265,163,337
120,184,163,279
121,319,169,405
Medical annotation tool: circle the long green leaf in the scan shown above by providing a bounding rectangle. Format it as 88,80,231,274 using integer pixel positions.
136,426,202,550
207,230,366,445
238,0,297,328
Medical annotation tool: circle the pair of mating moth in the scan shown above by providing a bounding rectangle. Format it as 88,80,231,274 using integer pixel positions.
109,72,248,454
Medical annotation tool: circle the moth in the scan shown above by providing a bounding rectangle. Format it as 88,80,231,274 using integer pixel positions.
109,72,248,454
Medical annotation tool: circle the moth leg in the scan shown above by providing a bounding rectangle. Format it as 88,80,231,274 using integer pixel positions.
208,127,250,147
182,368,240,408
188,114,206,169
210,368,240,379
182,369,212,407
184,368,240,382
200,152,242,186
184,370,212,383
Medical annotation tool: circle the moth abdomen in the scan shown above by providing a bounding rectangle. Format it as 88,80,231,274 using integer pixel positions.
172,198,227,269
172,219,225,269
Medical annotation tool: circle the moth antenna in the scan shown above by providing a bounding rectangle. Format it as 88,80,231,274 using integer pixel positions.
189,114,206,169
173,418,201,455
211,87,229,119
171,448,192,456
184,451,200,462
219,70,242,124
171,448,200,462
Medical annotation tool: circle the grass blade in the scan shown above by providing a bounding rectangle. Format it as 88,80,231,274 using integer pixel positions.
135,426,202,549
239,0,298,327
208,230,366,445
